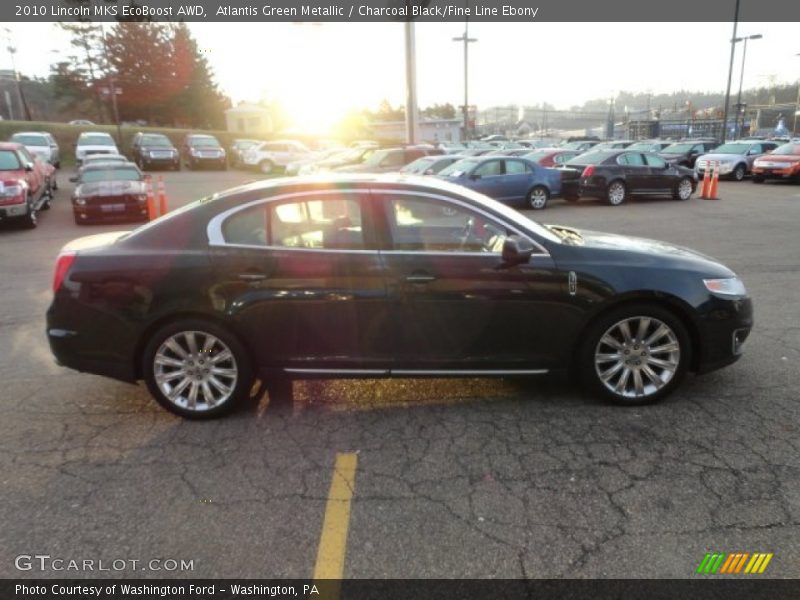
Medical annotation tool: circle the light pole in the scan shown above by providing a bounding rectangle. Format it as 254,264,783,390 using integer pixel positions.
98,23,122,146
721,0,741,144
733,33,762,139
794,53,800,135
452,22,477,142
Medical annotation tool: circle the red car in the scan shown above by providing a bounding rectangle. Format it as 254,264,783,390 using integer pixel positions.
0,142,54,229
751,142,800,183
522,147,582,167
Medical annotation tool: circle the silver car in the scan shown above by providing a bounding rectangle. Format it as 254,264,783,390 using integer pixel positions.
10,131,60,168
695,141,779,181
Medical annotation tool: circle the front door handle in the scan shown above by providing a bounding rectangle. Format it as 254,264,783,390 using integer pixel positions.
405,273,437,284
238,272,266,282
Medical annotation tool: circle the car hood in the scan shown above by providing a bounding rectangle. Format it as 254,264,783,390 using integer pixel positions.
78,145,117,153
76,180,146,197
697,152,745,161
754,154,800,163
552,226,734,276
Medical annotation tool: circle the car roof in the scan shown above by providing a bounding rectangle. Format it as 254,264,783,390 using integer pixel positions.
0,141,24,151
11,131,50,138
80,161,138,170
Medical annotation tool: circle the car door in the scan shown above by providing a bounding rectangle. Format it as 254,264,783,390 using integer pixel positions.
501,159,534,201
616,152,649,191
206,190,393,372
467,159,505,199
374,190,565,371
744,143,763,170
16,148,42,197
643,153,674,193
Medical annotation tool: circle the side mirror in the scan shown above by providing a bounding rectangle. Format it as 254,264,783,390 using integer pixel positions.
69,175,78,183
470,172,481,180
24,163,33,172
501,235,534,267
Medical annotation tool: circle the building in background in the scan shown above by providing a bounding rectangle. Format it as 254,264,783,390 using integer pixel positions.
225,103,273,136
370,117,462,144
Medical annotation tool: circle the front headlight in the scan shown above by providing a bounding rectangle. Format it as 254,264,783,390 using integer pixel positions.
703,277,747,297
74,197,87,206
190,149,200,157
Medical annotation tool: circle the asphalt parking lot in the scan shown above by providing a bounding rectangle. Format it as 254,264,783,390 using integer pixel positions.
1,169,799,579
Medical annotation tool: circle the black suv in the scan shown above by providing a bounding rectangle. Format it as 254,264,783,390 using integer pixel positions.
181,134,227,170
658,140,718,168
130,133,180,171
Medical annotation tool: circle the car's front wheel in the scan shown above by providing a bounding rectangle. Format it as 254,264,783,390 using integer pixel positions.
579,304,690,406
732,164,746,181
526,185,549,210
142,319,254,419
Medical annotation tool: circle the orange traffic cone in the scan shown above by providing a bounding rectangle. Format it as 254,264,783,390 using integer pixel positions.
700,164,711,199
707,161,720,200
157,175,168,216
146,178,156,220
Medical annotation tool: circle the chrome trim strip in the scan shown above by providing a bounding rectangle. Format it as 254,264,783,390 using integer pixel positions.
392,369,549,376
284,368,389,375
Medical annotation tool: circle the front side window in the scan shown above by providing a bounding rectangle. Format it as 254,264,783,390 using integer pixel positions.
386,195,510,254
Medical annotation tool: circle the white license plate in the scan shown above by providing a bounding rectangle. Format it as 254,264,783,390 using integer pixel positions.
101,204,125,213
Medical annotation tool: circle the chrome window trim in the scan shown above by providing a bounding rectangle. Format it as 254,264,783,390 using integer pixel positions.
207,186,549,257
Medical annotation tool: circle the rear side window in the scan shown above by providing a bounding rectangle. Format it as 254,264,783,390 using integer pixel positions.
617,153,645,166
270,196,364,250
222,205,268,247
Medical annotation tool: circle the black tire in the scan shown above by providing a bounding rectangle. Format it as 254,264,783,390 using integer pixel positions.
20,198,37,229
526,185,549,210
605,180,627,206
142,318,254,419
51,176,58,191
73,213,89,225
752,175,764,184
672,176,694,201
41,195,51,210
259,160,274,175
732,164,746,181
578,303,691,406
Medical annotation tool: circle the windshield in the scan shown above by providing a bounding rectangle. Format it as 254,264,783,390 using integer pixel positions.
523,151,550,161
628,142,658,151
438,159,480,176
363,149,398,166
771,143,800,155
80,135,115,146
661,143,695,153
190,137,221,148
11,134,48,146
0,150,22,170
561,141,593,150
140,135,172,147
706,143,750,154
80,167,141,183
566,151,616,166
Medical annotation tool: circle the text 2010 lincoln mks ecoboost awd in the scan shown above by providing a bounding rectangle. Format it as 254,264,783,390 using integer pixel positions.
47,175,753,418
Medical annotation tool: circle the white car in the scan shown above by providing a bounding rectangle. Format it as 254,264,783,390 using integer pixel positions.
75,132,120,165
10,132,61,168
242,140,315,174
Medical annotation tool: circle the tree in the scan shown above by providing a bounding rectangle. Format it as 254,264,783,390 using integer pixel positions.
56,22,108,121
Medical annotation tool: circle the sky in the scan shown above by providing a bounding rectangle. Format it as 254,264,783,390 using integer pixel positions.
3,22,798,129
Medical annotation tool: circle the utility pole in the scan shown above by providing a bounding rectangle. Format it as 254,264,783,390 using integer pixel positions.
404,21,418,144
721,0,741,144
794,53,800,135
452,22,477,142
733,33,762,139
99,24,122,147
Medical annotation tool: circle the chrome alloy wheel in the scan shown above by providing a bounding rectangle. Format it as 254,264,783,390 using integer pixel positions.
529,187,548,209
677,178,693,200
153,331,238,412
608,182,625,205
594,316,680,399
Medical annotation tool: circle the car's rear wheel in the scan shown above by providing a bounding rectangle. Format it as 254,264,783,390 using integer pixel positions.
20,198,37,229
143,319,253,419
527,185,549,210
579,304,690,406
673,177,693,201
259,159,274,175
606,180,626,206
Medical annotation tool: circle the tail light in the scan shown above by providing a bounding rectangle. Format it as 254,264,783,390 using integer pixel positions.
582,165,595,178
52,252,76,293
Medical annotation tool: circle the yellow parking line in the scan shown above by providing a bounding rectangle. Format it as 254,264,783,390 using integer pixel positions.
313,452,358,580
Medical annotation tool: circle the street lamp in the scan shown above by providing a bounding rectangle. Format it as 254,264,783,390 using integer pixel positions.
732,33,762,139
720,0,741,144
452,22,477,141
794,53,800,135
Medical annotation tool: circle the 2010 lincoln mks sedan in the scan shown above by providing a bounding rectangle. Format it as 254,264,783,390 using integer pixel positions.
47,175,753,418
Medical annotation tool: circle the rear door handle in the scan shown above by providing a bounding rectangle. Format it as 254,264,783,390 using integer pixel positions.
405,273,437,284
238,272,267,282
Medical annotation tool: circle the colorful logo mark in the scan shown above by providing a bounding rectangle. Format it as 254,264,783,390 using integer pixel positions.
696,552,773,574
